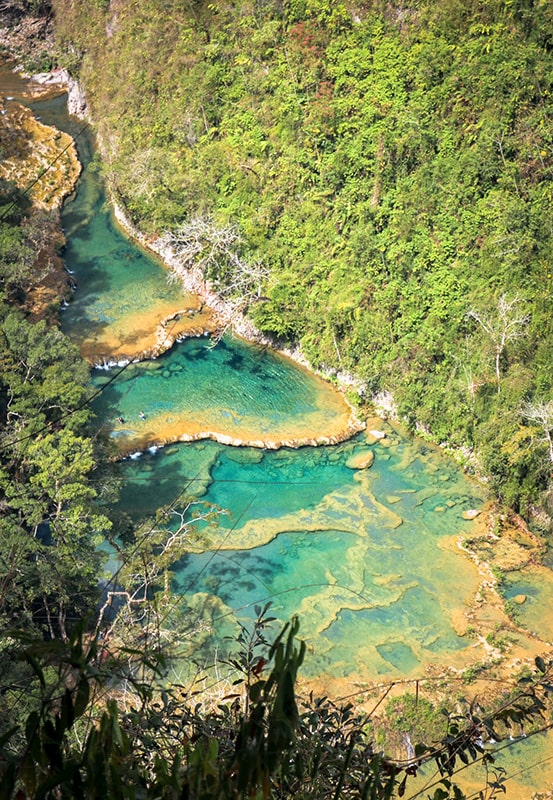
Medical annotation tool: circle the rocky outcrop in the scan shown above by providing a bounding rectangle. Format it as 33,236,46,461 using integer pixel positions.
116,423,368,459
31,68,88,118
0,5,54,62
0,98,81,208
0,79,81,320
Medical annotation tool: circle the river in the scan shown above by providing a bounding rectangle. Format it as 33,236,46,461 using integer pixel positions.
53,93,489,683
3,62,553,795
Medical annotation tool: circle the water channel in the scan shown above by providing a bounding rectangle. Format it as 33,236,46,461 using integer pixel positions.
50,98,489,682
3,63,553,794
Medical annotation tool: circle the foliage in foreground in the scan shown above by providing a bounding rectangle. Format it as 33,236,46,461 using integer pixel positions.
1,607,552,800
0,182,112,738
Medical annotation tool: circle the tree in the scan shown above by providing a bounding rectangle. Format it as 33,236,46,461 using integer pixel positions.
522,398,553,464
0,220,33,296
95,498,221,653
0,301,108,642
466,295,530,393
161,215,270,313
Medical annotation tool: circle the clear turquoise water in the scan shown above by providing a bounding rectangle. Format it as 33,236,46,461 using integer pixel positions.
40,100,354,444
91,333,355,448
34,82,487,680
112,431,485,679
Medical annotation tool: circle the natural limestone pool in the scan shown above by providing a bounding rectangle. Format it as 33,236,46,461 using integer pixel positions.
29,86,521,684
111,431,487,681
92,334,364,451
5,59,553,797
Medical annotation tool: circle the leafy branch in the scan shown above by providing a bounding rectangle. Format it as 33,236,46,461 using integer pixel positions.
2,614,552,800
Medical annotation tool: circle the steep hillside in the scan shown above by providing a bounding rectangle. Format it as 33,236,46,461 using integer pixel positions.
50,0,553,518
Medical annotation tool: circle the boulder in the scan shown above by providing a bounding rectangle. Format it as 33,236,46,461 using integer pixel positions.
345,449,375,470
512,594,527,605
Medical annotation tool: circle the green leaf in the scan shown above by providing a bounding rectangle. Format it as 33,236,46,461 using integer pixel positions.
535,655,547,673
0,763,16,800
60,688,75,731
23,653,46,688
73,677,90,719
0,726,18,748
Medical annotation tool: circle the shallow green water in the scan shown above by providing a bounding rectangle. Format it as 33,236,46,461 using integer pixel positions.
112,429,485,679
19,82,490,681
30,96,202,363
59,152,201,362
503,568,553,642
411,730,553,798
27,82,486,676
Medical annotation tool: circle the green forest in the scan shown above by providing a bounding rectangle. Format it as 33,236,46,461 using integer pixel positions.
2,0,553,797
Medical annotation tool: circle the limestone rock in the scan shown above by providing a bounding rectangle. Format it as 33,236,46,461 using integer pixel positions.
512,594,527,605
345,449,375,470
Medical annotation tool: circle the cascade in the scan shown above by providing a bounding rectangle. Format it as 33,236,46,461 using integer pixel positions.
4,58,553,797
33,87,497,683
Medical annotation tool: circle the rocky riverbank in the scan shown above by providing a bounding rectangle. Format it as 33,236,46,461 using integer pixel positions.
0,63,81,320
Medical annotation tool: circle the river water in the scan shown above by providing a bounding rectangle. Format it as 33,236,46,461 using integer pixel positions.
50,101,489,682
3,63,553,795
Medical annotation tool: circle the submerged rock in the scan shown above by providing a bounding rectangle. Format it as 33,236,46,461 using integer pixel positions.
345,450,374,470
512,594,527,605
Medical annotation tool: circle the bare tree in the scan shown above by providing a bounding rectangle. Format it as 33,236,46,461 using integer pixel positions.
161,215,269,312
96,499,223,643
522,399,553,464
466,294,530,393
455,336,486,406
